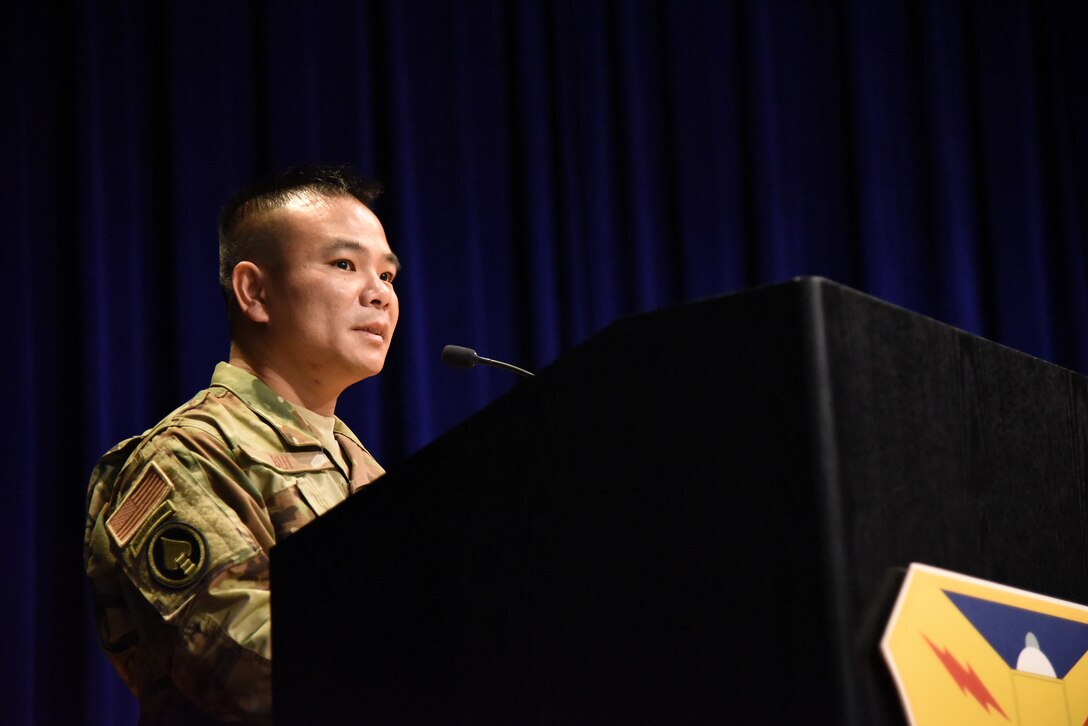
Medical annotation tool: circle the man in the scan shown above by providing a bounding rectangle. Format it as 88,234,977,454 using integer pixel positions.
84,165,399,724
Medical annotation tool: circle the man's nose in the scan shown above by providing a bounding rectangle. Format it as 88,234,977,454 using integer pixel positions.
365,275,393,308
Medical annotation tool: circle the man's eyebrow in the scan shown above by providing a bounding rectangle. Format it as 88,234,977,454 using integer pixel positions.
322,240,402,272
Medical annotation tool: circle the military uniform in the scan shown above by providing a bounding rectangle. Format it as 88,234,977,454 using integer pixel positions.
84,362,385,724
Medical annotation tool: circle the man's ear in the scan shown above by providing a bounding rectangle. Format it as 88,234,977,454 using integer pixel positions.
232,261,270,324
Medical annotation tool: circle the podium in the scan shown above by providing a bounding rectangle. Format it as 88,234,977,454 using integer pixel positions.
271,278,1088,724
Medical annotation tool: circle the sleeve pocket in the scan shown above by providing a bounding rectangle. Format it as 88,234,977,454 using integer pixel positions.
118,449,261,621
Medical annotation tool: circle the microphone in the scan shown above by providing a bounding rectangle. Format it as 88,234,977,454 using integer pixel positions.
441,345,535,379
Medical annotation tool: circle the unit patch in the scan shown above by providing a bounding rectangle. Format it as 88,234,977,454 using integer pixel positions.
146,521,208,588
882,563,1088,725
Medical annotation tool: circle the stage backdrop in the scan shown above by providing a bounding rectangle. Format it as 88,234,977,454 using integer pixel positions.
2,1,1085,723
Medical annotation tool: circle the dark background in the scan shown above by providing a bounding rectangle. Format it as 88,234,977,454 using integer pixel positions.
1,1,1085,723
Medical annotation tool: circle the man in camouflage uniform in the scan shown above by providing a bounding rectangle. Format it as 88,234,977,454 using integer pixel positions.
84,165,399,724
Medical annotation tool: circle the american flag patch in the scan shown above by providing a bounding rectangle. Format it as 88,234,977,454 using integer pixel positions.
106,463,172,548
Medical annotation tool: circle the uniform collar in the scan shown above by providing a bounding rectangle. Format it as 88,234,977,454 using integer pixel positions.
209,361,325,449
209,362,372,485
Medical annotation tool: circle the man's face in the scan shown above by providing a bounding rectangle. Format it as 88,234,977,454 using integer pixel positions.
258,194,399,390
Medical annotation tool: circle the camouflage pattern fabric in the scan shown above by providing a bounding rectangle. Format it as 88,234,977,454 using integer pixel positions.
84,362,385,724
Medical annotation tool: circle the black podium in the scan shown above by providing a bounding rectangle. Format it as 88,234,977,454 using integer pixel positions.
271,278,1088,724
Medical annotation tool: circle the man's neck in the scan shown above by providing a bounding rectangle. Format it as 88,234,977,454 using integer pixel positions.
228,343,340,417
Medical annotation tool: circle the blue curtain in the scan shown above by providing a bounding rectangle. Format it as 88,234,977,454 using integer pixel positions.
2,1,1085,723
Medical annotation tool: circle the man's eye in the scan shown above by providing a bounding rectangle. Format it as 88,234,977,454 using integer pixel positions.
334,260,355,271
380,271,396,283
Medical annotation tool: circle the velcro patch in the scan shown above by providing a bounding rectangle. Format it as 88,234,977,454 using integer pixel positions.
242,446,332,472
107,463,172,548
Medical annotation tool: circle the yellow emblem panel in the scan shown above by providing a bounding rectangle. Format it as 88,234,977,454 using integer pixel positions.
882,563,1088,725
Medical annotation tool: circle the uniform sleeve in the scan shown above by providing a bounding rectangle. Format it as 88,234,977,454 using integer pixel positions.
106,428,275,723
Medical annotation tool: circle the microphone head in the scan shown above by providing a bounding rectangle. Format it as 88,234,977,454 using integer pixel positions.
441,345,480,368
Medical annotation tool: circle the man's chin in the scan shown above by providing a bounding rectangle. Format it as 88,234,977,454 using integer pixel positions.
346,359,386,383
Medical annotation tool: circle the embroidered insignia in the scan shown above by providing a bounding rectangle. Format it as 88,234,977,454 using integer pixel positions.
242,446,332,472
146,521,207,589
106,463,171,548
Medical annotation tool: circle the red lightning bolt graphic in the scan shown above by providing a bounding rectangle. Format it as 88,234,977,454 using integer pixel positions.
922,634,1008,719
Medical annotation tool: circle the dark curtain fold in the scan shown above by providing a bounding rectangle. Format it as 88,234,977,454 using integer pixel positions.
1,1,1085,723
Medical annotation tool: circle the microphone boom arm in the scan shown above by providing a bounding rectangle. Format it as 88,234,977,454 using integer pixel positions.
441,344,535,379
477,356,535,379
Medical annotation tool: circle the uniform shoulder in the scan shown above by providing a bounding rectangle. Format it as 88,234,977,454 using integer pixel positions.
83,387,227,565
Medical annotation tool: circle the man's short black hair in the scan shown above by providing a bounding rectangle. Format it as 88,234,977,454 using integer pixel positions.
217,164,384,326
